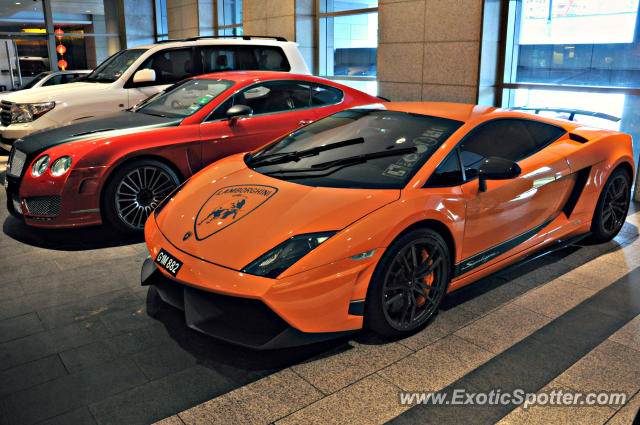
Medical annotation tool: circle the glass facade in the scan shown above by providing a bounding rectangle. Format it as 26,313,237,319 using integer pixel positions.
318,0,378,96
503,0,640,161
0,0,121,89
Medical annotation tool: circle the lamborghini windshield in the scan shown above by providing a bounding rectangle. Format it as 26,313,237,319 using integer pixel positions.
138,78,234,118
247,109,463,189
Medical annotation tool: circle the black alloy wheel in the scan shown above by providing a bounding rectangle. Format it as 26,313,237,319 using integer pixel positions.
591,167,631,243
366,228,450,337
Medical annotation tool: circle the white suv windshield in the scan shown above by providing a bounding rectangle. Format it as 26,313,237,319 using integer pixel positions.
138,78,234,118
85,49,146,83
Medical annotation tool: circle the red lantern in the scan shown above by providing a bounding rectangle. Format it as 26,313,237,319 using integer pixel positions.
54,28,64,40
57,59,68,70
56,44,66,55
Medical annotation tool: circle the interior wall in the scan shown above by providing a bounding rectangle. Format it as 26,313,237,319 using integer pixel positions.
377,0,484,103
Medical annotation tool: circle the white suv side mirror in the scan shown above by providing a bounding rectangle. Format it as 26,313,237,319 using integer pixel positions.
133,69,156,84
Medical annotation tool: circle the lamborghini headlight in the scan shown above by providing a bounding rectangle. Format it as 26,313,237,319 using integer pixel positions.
242,231,337,278
31,155,50,177
50,156,72,176
11,102,55,123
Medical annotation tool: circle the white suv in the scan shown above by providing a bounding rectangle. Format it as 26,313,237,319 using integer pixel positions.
0,36,309,150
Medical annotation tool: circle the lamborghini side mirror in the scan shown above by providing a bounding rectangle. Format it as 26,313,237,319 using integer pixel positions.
478,156,521,192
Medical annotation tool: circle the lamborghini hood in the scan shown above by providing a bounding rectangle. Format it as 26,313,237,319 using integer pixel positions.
154,154,400,270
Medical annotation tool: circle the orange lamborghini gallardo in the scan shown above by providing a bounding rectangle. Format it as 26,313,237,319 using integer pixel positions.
142,102,634,348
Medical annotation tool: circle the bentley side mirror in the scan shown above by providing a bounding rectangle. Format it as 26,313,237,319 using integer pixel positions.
478,156,521,192
225,104,253,126
132,69,156,84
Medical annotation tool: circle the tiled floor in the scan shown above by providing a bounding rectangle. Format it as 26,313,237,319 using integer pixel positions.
1,154,639,424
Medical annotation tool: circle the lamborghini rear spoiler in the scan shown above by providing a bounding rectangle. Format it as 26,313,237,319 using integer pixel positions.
510,107,621,122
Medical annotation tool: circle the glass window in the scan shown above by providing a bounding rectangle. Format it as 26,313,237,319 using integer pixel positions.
427,153,464,187
138,78,234,118
249,109,463,189
319,11,378,77
85,48,146,83
42,74,64,86
217,0,242,36
459,118,565,179
200,46,290,73
20,72,50,90
138,48,194,85
155,0,169,41
311,84,344,106
234,81,314,115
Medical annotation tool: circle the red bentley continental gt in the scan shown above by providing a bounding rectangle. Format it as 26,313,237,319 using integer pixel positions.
5,72,384,232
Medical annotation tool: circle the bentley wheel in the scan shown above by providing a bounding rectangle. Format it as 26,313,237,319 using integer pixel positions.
365,228,450,338
591,167,631,243
103,159,180,233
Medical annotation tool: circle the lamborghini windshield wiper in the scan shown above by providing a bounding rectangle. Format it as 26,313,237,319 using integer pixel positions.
263,146,417,178
247,137,365,167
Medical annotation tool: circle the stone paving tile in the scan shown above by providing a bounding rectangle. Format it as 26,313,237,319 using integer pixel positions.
34,407,98,425
396,305,478,351
0,358,147,425
0,355,67,398
0,312,45,342
59,341,119,374
153,416,185,425
378,335,494,392
454,303,552,354
609,314,640,352
512,278,597,318
606,390,640,425
88,365,238,425
555,340,640,395
0,321,106,370
560,258,630,292
495,383,616,425
177,369,322,425
0,280,24,302
275,374,407,425
132,343,198,381
291,340,412,395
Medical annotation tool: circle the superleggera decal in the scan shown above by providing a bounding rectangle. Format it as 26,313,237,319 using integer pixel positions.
193,184,278,240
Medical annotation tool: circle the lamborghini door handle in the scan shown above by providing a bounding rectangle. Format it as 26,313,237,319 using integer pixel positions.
298,120,313,126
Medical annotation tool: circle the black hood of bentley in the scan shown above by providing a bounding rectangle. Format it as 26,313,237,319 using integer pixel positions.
14,111,182,156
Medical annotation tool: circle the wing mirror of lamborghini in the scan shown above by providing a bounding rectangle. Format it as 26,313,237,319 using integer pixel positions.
478,156,521,192
226,104,253,126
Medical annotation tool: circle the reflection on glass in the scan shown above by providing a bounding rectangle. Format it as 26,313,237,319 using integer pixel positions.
319,12,378,77
513,0,640,87
218,0,242,27
139,79,234,118
319,0,378,14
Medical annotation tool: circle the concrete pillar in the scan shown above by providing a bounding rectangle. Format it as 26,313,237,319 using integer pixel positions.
166,0,200,39
377,0,484,103
243,0,296,41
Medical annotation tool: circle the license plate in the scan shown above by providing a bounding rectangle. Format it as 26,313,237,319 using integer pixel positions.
155,248,183,277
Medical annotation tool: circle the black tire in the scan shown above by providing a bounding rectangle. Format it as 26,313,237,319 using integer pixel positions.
364,228,451,338
146,286,163,318
102,158,180,233
590,167,631,243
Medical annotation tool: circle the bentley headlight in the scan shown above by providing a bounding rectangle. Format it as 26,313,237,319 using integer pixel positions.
242,231,337,278
50,156,72,176
11,102,55,123
31,155,50,177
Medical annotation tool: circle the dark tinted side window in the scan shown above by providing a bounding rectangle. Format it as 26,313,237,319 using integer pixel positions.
200,46,290,73
235,81,313,115
138,48,194,84
459,119,564,179
427,152,463,187
42,75,64,86
311,84,343,106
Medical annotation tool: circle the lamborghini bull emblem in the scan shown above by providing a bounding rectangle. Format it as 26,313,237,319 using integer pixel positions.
194,185,278,240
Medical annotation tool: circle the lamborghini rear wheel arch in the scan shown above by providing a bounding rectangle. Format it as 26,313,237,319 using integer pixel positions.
590,165,632,243
101,156,183,233
364,224,452,338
